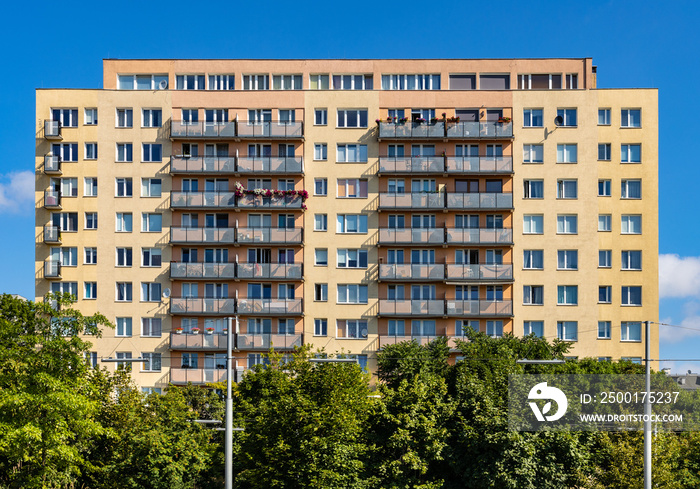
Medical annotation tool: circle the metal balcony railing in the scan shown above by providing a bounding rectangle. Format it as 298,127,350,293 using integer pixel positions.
44,225,60,243
378,121,513,139
169,227,303,245
446,192,513,210
170,298,237,315
44,155,61,174
378,192,445,209
44,190,61,209
169,263,237,279
378,299,446,316
170,227,237,244
236,333,303,350
445,156,513,173
237,194,303,209
44,120,62,139
236,121,303,139
44,260,61,278
236,263,303,280
378,264,445,281
236,298,303,316
378,156,444,174
236,227,303,245
237,157,304,174
170,121,236,138
170,332,228,350
170,156,236,173
445,228,513,245
445,264,513,281
445,300,513,316
378,228,444,245
170,367,233,385
170,191,238,209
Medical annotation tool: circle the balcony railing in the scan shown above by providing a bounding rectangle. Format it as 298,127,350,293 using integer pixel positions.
446,228,513,245
170,332,228,350
44,120,62,139
44,155,61,174
236,263,303,280
378,335,464,349
446,121,513,138
237,227,303,245
445,264,513,281
170,227,237,244
379,264,445,281
236,121,303,139
170,263,237,279
378,121,513,139
378,192,445,209
237,157,303,174
377,156,514,174
170,227,303,245
378,228,444,245
170,156,236,173
378,299,446,316
237,194,303,209
44,225,60,243
445,156,513,173
170,367,231,385
236,298,303,316
446,300,513,316
446,192,513,210
170,191,237,209
44,190,61,209
170,298,236,315
236,333,303,350
378,156,444,174
378,227,514,246
170,121,237,138
44,260,61,278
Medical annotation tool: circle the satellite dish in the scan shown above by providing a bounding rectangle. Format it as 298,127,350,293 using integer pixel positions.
162,288,171,299
554,115,564,126
158,79,168,90
361,328,368,338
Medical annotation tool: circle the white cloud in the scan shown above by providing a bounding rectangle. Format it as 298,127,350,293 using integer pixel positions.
658,311,700,344
0,171,34,214
659,254,700,298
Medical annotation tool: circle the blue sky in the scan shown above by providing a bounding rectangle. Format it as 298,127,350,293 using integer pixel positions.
2,0,699,373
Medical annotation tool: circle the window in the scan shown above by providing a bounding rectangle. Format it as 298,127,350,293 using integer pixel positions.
598,321,611,339
207,109,229,124
337,109,368,128
116,282,132,302
208,74,235,90
116,317,132,336
598,214,612,232
314,318,328,336
141,282,161,302
337,249,368,268
52,143,78,162
314,284,328,302
314,178,327,196
599,286,612,303
557,108,577,126
84,108,98,125
557,321,578,341
309,74,329,90
336,319,368,339
51,247,77,267
85,212,98,229
117,74,168,90
337,285,368,304
523,144,543,163
621,286,642,306
621,109,641,128
598,108,611,125
142,248,161,267
52,212,78,232
622,251,642,270
523,109,543,127
314,214,327,231
314,143,327,161
142,213,162,232
116,143,133,162
336,144,368,163
116,213,132,232
557,179,577,199
557,250,578,270
449,74,476,90
523,250,543,270
556,144,577,163
621,144,641,163
85,143,98,160
337,214,368,233
315,249,328,266
182,109,199,124
141,178,162,197
86,352,98,368
242,74,270,90
621,179,641,199
332,74,373,90
486,321,503,338
84,247,97,264
51,108,78,127
141,352,161,372
523,215,543,234
82,177,97,197
598,179,611,196
142,318,162,337
621,215,642,234
142,144,162,162
523,286,543,305
142,109,162,128
176,74,206,90
557,215,578,234
272,74,302,90
381,74,438,90
523,180,544,199
599,250,612,268
557,285,578,305
337,179,368,198
598,143,611,161
59,178,78,197
524,321,543,337
621,322,642,341
116,108,133,128
84,282,97,300
116,248,132,267
312,108,328,126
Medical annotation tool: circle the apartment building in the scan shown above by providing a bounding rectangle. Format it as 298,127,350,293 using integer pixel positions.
35,58,658,391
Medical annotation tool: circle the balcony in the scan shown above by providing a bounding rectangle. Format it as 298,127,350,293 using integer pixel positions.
446,192,513,210
237,194,303,209
378,335,463,349
170,121,236,139
236,298,303,316
44,155,61,174
44,120,62,140
445,300,513,317
236,227,303,245
170,156,236,174
378,228,443,245
378,156,444,174
445,264,513,281
378,121,513,140
170,262,237,280
44,260,61,279
236,333,303,350
236,121,303,139
378,264,445,281
237,157,304,174
445,121,513,139
446,228,513,245
170,191,237,209
170,332,228,350
170,298,236,315
378,192,445,210
378,121,445,139
170,227,236,244
445,156,513,174
44,190,61,209
378,299,446,317
170,367,232,385
236,263,303,280
43,225,60,244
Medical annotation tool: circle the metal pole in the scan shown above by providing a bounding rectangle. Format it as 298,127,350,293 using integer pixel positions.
644,320,651,489
225,316,233,489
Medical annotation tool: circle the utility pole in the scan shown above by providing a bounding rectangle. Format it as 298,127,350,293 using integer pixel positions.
225,316,234,489
644,320,651,489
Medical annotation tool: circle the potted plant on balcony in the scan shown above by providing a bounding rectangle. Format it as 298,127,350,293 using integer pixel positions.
206,327,215,335
191,327,200,335
175,327,183,335
497,116,511,124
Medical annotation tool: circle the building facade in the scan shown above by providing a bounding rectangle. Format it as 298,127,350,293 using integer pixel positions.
35,58,658,391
